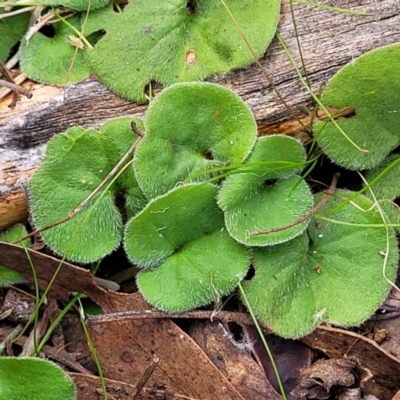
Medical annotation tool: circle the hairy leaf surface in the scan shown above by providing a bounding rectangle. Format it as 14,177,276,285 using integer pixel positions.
242,190,398,338
84,0,280,101
315,44,400,170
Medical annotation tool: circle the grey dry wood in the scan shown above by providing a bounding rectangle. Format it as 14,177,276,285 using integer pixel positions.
0,0,400,230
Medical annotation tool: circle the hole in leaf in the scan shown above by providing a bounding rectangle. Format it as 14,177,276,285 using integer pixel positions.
203,149,214,161
39,24,56,38
339,107,356,119
186,0,196,14
317,106,356,121
263,178,278,188
86,30,106,47
113,0,129,12
143,80,160,100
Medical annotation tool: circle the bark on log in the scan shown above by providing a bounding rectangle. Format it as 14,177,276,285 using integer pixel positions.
1,0,400,230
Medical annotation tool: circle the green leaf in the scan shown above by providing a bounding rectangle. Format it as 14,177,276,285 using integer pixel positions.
218,136,313,246
137,230,250,312
365,155,400,231
0,357,76,400
28,127,122,263
28,118,146,262
135,82,257,198
84,0,281,101
99,117,147,216
124,183,250,311
20,17,90,85
315,43,400,170
242,190,399,338
124,183,224,268
0,225,29,287
0,9,30,62
40,0,109,11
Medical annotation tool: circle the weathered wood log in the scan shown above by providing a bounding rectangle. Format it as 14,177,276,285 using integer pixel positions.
1,0,400,230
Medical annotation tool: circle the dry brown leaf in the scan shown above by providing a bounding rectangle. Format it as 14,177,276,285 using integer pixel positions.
246,327,311,399
291,358,355,399
0,242,118,311
190,320,281,400
0,288,35,322
301,326,400,399
70,372,208,399
87,312,246,399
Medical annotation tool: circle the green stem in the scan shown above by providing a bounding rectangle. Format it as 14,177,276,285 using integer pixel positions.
316,217,400,228
54,12,93,50
276,32,368,154
78,298,108,400
238,282,288,400
36,293,82,355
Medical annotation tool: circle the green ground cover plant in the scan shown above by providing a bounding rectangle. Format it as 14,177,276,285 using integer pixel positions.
26,44,400,336
1,8,400,400
314,44,400,170
2,0,281,101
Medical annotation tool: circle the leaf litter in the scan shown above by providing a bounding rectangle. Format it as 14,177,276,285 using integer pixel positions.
2,241,400,398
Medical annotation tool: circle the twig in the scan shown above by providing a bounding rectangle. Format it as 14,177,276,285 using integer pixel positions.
0,53,26,102
5,50,22,70
87,310,260,329
0,6,36,19
0,79,32,100
16,122,145,243
24,8,58,43
250,172,340,236
21,298,59,357
43,345,93,374
0,59,32,107
371,310,400,321
130,356,159,399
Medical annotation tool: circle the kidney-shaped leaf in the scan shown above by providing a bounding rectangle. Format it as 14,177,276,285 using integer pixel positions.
137,230,250,312
0,357,75,400
29,118,145,262
29,127,122,262
84,0,280,101
124,183,224,268
218,136,313,246
135,82,257,198
315,44,400,170
242,190,399,338
124,183,250,311
20,16,90,85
